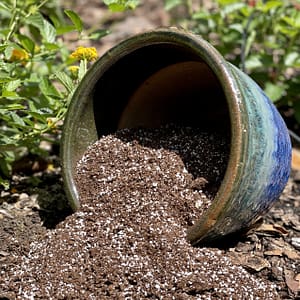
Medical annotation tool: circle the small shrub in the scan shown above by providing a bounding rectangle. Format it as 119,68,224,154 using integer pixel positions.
0,0,141,189
0,0,111,189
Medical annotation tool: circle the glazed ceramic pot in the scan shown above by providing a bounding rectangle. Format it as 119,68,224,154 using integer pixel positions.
61,27,291,245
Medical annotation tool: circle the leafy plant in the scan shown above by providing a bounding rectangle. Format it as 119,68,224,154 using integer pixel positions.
0,0,109,189
0,0,142,189
165,0,300,124
103,0,140,12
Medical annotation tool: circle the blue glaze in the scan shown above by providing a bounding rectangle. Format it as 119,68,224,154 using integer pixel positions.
187,58,292,244
260,89,291,207
209,64,291,237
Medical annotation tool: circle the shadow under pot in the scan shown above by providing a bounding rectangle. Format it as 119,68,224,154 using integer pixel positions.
61,27,291,245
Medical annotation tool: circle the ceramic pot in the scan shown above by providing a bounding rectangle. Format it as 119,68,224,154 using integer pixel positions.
61,27,291,245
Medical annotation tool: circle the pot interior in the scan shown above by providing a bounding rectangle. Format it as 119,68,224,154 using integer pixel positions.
93,43,231,137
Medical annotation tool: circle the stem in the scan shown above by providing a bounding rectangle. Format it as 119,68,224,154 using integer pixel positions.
186,0,193,16
289,129,300,146
240,9,256,73
5,0,18,42
276,35,295,82
24,0,49,19
78,58,88,81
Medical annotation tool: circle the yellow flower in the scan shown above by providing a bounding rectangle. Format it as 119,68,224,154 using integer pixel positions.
47,118,56,128
68,65,79,77
47,163,55,171
69,46,98,62
9,48,29,64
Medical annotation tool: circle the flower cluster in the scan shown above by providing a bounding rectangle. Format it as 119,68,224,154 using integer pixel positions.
69,46,98,62
68,65,79,78
9,48,29,64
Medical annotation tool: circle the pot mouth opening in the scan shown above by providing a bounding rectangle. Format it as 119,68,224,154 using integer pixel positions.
92,41,232,192
93,42,231,136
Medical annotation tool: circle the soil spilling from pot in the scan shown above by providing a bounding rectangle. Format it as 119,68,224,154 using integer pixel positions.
0,124,279,299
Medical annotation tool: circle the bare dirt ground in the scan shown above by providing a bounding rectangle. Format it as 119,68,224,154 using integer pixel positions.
0,1,299,299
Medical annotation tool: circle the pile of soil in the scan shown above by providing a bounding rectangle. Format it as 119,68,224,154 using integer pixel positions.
0,125,280,299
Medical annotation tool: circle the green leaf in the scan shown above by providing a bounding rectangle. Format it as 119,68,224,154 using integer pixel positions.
0,176,10,190
284,52,300,66
1,90,18,98
221,2,245,15
86,29,110,40
16,34,35,54
1,104,25,110
11,112,26,127
276,24,298,38
43,42,60,51
27,111,48,122
218,0,239,5
295,11,300,28
222,29,241,43
229,23,243,34
281,12,300,28
244,30,256,58
54,71,75,93
0,133,18,146
27,111,45,121
0,44,8,53
78,59,87,81
64,9,83,33
26,13,44,29
264,82,286,102
40,19,56,43
26,13,56,43
164,0,182,11
37,107,53,115
0,2,11,10
103,0,139,11
56,25,77,35
39,77,61,98
192,10,211,20
23,117,35,127
106,3,124,11
6,79,21,92
245,55,263,70
257,1,283,13
0,151,14,179
4,42,21,60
